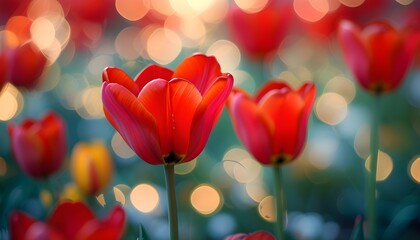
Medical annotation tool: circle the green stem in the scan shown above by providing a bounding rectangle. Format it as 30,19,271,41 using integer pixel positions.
367,96,380,240
164,164,179,240
272,164,285,240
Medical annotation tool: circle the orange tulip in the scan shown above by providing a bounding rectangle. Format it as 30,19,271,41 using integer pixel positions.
8,112,67,178
227,81,316,165
9,201,125,240
70,141,113,196
338,20,420,94
101,53,233,165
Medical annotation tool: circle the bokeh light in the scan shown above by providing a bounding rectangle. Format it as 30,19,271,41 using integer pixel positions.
409,157,420,184
293,0,329,22
365,151,394,181
258,195,276,222
315,92,348,125
191,184,222,215
111,132,136,159
340,0,365,7
116,0,150,21
207,40,241,73
147,27,182,65
233,0,270,13
175,159,197,175
130,184,160,213
0,83,24,121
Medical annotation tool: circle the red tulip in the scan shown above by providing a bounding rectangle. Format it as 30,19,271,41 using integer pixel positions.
227,81,316,165
9,201,125,240
102,53,233,165
225,231,275,240
4,16,47,89
227,1,292,59
8,112,67,178
338,20,420,94
0,53,7,92
6,42,47,89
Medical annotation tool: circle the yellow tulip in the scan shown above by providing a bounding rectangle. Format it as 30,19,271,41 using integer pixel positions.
71,141,113,196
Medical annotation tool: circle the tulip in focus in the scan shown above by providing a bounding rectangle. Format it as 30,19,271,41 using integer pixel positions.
71,141,113,196
8,112,67,178
227,0,292,59
9,201,125,240
225,231,275,240
227,81,316,165
101,53,234,165
338,20,419,94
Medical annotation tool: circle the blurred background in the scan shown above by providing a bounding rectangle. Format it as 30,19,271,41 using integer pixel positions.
1,0,420,239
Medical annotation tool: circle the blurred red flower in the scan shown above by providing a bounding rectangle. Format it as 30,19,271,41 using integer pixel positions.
9,201,125,240
227,1,292,59
4,16,47,89
227,81,315,165
102,53,233,165
0,53,7,92
225,231,275,240
338,20,420,94
8,112,67,178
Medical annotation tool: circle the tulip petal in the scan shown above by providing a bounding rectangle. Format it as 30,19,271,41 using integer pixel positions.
259,90,304,160
102,82,162,164
228,92,272,165
134,64,173,90
168,79,202,158
244,231,276,240
186,74,233,162
48,201,95,239
295,83,316,158
102,67,140,96
76,206,125,240
338,20,370,90
255,81,290,103
392,30,420,91
9,211,36,240
26,222,66,240
172,54,222,95
137,79,172,157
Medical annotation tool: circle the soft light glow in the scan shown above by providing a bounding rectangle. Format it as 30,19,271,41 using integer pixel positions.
175,159,197,175
258,195,276,222
27,0,64,21
233,0,269,13
232,70,256,93
293,0,329,22
130,184,160,213
315,93,348,125
116,0,150,21
365,151,394,181
354,125,370,159
115,27,141,60
207,40,241,73
324,76,356,103
187,0,215,14
169,0,196,17
97,194,106,207
395,0,414,5
31,17,56,50
191,184,222,215
340,0,366,7
223,148,253,179
198,0,228,23
179,17,207,46
0,83,23,121
246,179,268,203
409,157,420,184
111,132,136,159
233,157,261,183
113,187,126,206
77,87,104,119
147,28,182,65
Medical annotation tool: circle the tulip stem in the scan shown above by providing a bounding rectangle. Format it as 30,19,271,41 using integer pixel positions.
164,164,179,240
272,164,285,240
367,96,380,240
